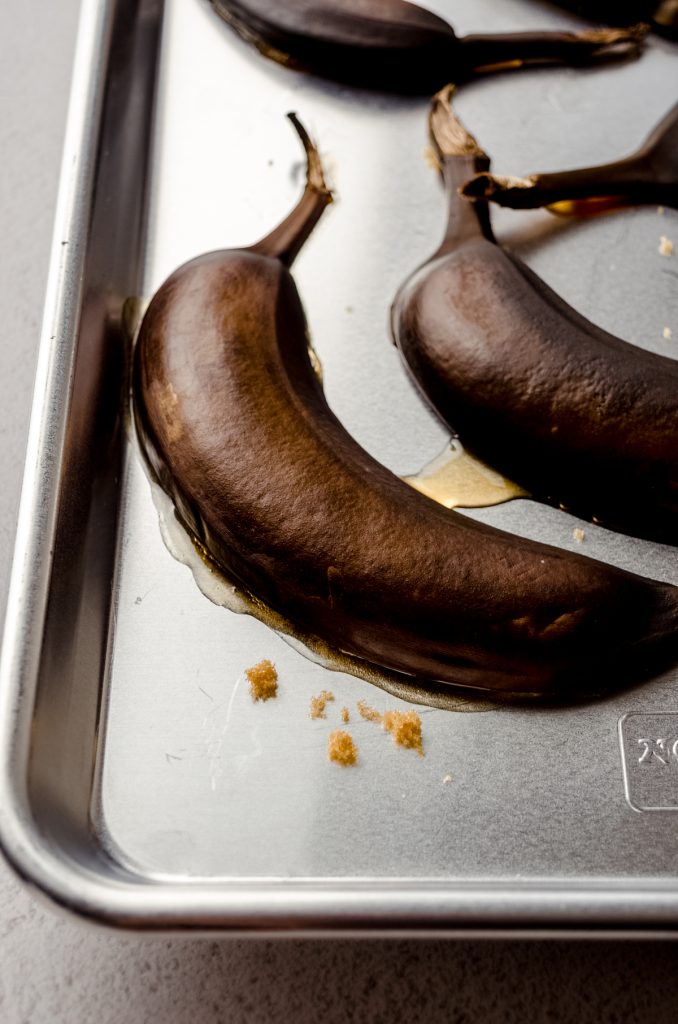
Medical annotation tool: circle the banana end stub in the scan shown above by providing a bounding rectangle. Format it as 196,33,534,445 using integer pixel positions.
429,85,488,163
460,172,536,204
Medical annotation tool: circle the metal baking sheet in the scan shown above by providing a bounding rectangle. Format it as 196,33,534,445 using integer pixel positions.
1,0,678,934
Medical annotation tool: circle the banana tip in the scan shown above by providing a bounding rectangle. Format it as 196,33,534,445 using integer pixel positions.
461,173,535,203
429,85,487,162
285,111,333,201
460,173,493,200
577,21,649,45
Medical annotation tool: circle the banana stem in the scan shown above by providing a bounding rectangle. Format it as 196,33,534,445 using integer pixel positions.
462,160,645,209
252,113,333,267
461,99,678,213
459,24,647,74
428,86,495,255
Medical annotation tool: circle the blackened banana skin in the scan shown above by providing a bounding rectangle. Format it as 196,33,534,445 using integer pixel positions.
463,99,678,214
550,0,678,38
392,88,678,545
134,116,678,697
208,0,646,93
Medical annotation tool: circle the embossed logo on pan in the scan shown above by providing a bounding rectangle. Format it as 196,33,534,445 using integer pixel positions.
619,713,678,812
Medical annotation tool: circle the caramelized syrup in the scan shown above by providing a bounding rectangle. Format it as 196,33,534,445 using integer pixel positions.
403,440,528,509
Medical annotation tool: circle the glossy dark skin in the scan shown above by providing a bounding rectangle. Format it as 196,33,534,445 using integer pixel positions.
134,117,678,696
463,99,678,213
391,88,678,545
209,0,646,92
549,0,678,38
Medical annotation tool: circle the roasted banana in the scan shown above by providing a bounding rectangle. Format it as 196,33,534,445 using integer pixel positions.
134,114,678,697
207,0,646,92
391,87,678,544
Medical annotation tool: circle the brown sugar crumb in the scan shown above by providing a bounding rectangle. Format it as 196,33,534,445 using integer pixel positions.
357,699,382,723
341,706,350,724
572,527,585,543
327,729,358,767
382,710,424,757
659,235,674,257
245,659,278,702
309,689,335,720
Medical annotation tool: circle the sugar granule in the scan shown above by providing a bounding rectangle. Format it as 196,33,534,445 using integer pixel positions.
659,235,674,257
245,659,278,702
357,699,382,723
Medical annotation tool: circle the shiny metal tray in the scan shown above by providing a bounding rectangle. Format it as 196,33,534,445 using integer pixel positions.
1,0,677,935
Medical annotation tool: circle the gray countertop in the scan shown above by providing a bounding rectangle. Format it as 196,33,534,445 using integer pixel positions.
3,2,678,1021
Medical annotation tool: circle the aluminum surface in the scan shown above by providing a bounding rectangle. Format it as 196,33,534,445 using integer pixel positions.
1,0,678,933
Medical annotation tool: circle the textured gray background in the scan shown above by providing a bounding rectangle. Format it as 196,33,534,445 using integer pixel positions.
3,2,678,1021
